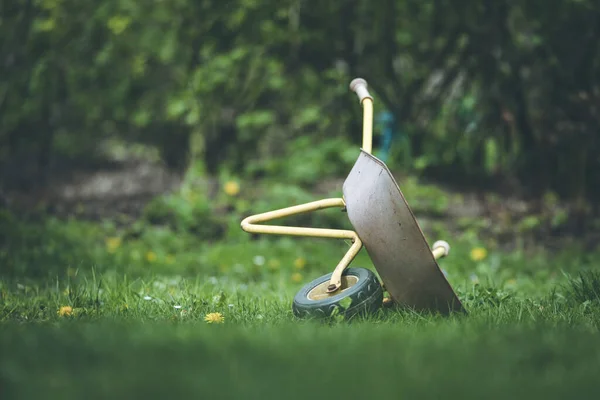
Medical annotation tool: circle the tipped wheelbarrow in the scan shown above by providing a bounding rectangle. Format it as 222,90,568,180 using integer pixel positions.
241,78,464,318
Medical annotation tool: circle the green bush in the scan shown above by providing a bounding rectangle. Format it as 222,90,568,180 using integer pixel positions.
2,0,600,205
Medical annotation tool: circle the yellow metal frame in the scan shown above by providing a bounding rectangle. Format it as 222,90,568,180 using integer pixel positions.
361,98,373,154
241,198,361,292
240,80,448,294
240,90,375,292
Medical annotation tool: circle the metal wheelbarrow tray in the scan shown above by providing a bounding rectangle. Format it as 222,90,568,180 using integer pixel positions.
343,150,463,315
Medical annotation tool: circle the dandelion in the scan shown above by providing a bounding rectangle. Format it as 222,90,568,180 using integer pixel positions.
204,312,224,324
291,272,303,283
294,257,306,270
57,306,73,317
145,251,157,263
507,279,517,285
105,237,122,253
223,181,240,196
470,247,487,262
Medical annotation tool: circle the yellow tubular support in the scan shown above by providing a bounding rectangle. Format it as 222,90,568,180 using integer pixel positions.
349,78,374,155
240,78,377,293
361,98,374,154
241,198,363,292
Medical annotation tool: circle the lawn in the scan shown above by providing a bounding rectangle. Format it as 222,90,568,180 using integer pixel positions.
2,184,600,399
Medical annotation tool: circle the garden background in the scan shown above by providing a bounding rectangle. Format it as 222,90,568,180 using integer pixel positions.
2,1,600,398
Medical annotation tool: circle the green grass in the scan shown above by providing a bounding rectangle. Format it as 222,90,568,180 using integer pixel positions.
3,192,600,398
3,318,600,399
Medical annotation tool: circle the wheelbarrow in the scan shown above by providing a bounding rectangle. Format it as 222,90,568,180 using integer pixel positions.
241,78,464,318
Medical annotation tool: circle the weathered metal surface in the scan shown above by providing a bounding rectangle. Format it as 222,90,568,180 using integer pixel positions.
343,151,464,315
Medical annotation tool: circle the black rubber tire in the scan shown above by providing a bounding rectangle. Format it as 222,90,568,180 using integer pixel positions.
292,267,383,319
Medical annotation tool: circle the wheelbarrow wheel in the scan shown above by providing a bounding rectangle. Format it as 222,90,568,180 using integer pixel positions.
292,267,383,319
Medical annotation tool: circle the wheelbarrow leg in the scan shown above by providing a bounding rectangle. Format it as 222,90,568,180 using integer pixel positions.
240,198,364,292
326,236,363,293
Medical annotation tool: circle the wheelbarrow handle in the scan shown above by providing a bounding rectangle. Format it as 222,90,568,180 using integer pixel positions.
349,78,373,103
432,240,450,260
349,78,374,154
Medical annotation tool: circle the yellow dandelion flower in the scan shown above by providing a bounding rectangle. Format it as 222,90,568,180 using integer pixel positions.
291,272,303,283
146,251,157,263
223,181,240,196
204,312,224,324
105,237,122,253
165,254,176,265
507,279,517,285
294,257,306,270
268,259,281,271
57,306,73,317
470,247,487,262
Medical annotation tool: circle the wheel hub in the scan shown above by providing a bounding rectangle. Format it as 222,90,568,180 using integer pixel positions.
307,275,359,301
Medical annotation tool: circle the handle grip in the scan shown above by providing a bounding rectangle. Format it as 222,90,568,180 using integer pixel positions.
432,240,450,260
349,78,373,103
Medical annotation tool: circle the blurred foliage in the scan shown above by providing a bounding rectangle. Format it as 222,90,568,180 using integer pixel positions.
2,167,597,297
1,0,600,210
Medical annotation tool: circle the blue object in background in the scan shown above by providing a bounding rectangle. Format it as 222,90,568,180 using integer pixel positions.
376,111,395,162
